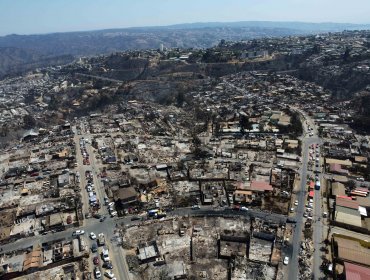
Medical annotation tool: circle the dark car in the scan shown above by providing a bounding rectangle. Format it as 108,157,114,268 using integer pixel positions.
93,213,102,219
91,243,98,253
100,216,106,222
85,212,92,219
103,261,113,269
131,216,141,221
287,217,297,223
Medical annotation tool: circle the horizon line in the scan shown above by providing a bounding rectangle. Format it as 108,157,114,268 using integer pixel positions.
1,20,370,37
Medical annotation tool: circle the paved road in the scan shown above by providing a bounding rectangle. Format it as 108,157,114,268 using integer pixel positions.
76,73,124,84
0,207,284,250
0,217,121,252
77,126,131,280
287,108,321,280
287,136,317,280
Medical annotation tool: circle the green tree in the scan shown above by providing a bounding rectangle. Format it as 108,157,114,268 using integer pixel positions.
192,135,201,147
343,47,351,62
218,39,226,47
345,180,356,191
240,115,252,133
176,91,185,107
23,115,37,129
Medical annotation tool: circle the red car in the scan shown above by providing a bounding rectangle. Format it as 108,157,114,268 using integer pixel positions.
66,215,72,224
93,256,99,265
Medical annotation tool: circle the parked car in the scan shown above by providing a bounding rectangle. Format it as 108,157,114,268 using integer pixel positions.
104,270,115,279
101,247,110,262
286,217,297,223
93,213,102,219
66,215,72,224
93,256,99,265
90,232,97,239
283,256,289,265
94,267,101,278
91,243,98,253
72,230,85,236
103,261,113,269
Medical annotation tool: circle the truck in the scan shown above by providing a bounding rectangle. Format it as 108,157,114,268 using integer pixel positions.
98,233,105,246
155,210,167,219
148,209,159,217
148,209,167,219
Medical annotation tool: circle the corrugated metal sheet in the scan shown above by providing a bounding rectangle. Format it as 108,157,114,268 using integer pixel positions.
335,236,370,267
344,262,370,280
336,197,359,209
335,206,362,227
250,181,273,192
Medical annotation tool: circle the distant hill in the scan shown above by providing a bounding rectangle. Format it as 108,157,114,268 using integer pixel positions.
0,21,369,78
166,21,370,32
0,47,74,78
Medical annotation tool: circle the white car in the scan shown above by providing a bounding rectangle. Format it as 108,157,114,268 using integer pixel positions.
110,211,117,217
94,267,101,278
104,270,115,279
294,200,298,206
283,256,289,265
72,230,85,236
101,248,110,262
108,202,115,207
89,232,97,239
240,206,249,211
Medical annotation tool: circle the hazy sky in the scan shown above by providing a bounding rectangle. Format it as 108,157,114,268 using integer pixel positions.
0,0,369,36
